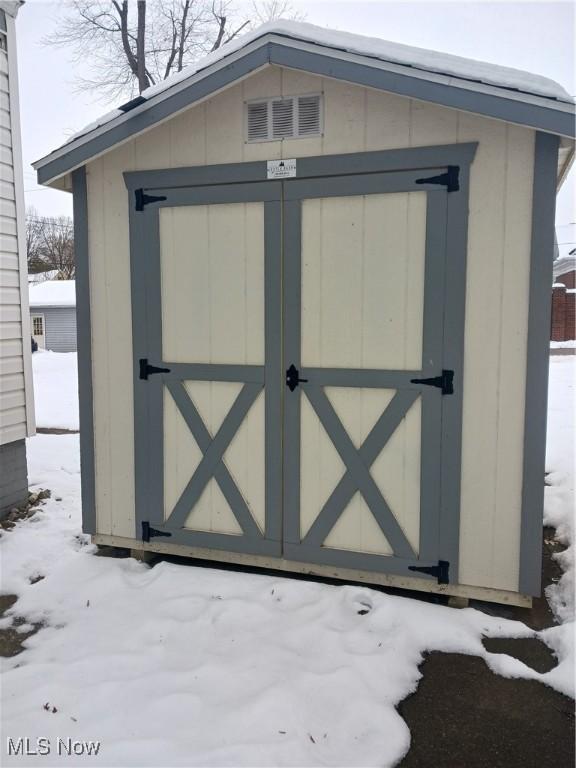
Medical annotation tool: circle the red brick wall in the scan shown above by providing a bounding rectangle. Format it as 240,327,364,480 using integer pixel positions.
551,282,576,341
555,269,576,290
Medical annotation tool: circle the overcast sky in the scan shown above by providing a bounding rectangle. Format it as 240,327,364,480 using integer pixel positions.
15,0,575,240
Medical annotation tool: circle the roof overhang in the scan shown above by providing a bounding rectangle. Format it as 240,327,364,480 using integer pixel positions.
34,32,576,187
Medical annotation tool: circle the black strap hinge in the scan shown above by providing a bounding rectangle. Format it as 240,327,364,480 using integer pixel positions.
139,358,171,380
410,369,454,395
141,521,172,543
408,560,450,584
286,363,308,392
416,165,459,192
135,188,167,211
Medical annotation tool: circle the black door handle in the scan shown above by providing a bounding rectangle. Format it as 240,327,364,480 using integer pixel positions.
286,364,308,392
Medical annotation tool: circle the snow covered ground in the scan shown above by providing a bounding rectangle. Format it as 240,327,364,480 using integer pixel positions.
1,359,574,766
32,351,79,431
545,357,575,623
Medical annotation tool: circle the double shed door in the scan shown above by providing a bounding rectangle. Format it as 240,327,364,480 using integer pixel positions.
132,167,456,582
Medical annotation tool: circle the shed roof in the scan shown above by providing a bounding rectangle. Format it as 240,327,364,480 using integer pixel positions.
29,280,76,308
34,21,575,186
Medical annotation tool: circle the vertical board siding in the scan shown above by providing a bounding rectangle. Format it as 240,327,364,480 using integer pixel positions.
86,66,535,593
30,307,77,352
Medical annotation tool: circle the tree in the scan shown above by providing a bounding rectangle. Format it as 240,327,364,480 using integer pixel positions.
47,0,303,101
26,209,76,280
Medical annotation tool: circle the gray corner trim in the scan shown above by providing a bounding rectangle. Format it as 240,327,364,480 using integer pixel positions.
123,143,478,192
437,164,472,585
36,34,572,186
269,43,576,139
519,131,560,596
72,166,96,535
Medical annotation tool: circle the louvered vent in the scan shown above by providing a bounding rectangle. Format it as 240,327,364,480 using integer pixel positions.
247,101,269,142
272,99,294,139
246,94,322,142
298,95,321,136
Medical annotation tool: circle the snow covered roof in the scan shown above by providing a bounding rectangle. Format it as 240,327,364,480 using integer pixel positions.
34,21,575,185
554,256,576,281
29,280,76,308
28,270,60,285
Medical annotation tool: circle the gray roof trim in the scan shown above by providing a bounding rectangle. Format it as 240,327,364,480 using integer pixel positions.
270,41,575,139
35,35,575,186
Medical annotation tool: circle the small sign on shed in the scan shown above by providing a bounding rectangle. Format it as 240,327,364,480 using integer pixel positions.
267,159,297,179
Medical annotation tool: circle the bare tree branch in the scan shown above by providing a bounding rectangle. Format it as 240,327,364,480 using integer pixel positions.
44,0,305,100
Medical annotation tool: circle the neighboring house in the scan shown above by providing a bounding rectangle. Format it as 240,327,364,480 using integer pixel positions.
551,253,575,341
29,280,77,352
0,1,35,516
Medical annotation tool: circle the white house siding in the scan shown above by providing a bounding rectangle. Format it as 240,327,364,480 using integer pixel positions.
0,3,33,457
31,306,77,352
85,65,535,594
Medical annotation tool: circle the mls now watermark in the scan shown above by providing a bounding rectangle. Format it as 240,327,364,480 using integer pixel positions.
7,738,101,757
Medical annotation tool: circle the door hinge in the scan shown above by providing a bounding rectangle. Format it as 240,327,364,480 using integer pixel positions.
410,369,454,395
286,363,308,392
139,358,171,380
408,560,450,584
415,165,459,192
141,521,172,542
134,188,167,211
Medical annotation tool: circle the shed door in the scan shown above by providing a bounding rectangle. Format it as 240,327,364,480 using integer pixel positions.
132,169,456,580
282,173,449,579
132,182,283,557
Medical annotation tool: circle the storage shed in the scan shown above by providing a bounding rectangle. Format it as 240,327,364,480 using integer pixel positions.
34,22,575,606
29,280,77,352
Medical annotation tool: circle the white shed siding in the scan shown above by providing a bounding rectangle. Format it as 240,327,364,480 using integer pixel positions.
86,65,534,593
0,6,33,445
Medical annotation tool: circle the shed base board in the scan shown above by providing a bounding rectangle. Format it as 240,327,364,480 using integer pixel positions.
92,533,532,608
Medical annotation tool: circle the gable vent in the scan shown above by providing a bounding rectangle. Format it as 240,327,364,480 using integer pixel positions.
247,100,269,142
272,99,294,139
297,95,321,136
246,94,322,143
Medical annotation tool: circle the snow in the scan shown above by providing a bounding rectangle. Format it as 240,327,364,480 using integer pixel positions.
29,280,76,308
544,356,575,624
58,20,572,150
1,358,574,766
32,351,79,431
551,340,576,349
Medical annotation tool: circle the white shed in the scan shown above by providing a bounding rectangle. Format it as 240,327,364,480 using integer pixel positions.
0,1,34,517
34,22,575,606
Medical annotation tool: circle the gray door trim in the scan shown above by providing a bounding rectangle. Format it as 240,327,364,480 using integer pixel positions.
71,166,96,535
304,385,418,559
123,143,478,192
303,389,419,547
165,380,264,534
282,169,469,581
519,131,560,596
129,181,283,557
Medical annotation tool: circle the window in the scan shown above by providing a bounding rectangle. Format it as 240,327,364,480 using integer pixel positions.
246,94,322,142
33,317,44,336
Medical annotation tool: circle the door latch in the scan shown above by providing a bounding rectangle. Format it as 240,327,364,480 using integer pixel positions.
286,364,308,392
